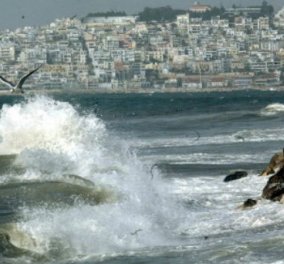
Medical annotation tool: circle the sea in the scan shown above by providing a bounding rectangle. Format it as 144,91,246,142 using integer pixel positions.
0,90,284,263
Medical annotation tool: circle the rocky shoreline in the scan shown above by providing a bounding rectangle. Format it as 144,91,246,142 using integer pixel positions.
224,149,284,209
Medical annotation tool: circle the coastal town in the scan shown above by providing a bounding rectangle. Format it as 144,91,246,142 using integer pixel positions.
0,2,284,92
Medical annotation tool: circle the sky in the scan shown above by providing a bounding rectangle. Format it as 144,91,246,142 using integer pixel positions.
0,0,283,30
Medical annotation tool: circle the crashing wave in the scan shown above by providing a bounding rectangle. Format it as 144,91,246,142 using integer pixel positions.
260,103,284,116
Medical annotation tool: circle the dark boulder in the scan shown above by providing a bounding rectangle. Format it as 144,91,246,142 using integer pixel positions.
223,171,248,182
262,167,284,202
243,198,257,208
238,198,258,210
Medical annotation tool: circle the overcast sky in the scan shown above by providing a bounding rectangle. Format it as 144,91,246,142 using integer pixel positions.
1,0,283,30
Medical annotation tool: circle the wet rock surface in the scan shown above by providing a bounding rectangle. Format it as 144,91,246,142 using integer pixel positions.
223,171,248,182
262,167,284,202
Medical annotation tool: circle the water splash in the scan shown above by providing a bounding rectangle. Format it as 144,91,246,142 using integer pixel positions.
0,95,184,260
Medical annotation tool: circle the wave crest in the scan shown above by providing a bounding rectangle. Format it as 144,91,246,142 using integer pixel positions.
0,96,106,155
260,103,284,116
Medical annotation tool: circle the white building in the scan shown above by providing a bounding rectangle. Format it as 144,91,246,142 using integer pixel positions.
274,6,284,28
176,14,190,30
0,43,15,61
190,2,212,13
84,16,137,25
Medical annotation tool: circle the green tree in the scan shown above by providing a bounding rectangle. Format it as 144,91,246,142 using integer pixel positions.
86,10,126,17
260,1,274,17
280,68,284,84
145,69,159,83
138,6,186,22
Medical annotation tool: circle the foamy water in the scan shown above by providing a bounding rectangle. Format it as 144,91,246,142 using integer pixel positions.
0,92,284,263
0,96,187,261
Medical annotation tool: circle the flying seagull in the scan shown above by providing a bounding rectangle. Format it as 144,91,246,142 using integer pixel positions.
0,64,42,94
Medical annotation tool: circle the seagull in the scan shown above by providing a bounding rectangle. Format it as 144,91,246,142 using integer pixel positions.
0,64,42,94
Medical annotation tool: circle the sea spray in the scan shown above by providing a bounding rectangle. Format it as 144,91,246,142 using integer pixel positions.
0,95,185,260
0,96,105,153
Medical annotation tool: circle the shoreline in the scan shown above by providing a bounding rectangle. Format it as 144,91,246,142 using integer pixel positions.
0,85,283,96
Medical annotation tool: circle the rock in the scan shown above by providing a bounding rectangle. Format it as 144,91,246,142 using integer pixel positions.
238,198,258,210
260,150,284,176
243,198,257,208
262,167,284,201
223,171,248,182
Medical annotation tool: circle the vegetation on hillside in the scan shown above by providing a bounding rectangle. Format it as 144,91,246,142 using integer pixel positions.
137,6,186,22
82,1,275,23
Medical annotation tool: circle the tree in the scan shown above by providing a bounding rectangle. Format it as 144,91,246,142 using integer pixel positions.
177,78,182,87
138,6,186,22
280,68,284,84
145,69,159,83
85,10,126,18
261,1,274,17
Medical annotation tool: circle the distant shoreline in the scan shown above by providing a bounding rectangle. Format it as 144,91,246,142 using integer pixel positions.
0,86,283,96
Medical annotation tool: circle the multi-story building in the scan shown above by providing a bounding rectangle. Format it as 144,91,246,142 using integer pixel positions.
0,3,283,91
0,43,15,61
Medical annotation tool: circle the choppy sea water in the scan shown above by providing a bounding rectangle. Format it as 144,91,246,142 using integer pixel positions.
0,91,284,263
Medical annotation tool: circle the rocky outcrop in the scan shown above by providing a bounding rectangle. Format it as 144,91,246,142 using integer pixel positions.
235,150,284,208
262,167,284,202
239,162,284,209
260,150,284,176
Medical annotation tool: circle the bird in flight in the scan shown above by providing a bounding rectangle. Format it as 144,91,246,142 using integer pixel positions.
0,64,42,94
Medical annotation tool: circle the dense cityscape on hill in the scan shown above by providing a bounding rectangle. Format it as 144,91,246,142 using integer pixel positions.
0,1,284,92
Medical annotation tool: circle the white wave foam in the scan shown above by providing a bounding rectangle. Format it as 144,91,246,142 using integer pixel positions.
260,103,284,116
1,95,283,262
167,174,284,239
0,96,106,154
0,95,185,258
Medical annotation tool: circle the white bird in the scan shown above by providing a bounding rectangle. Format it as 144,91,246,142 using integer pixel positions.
0,64,42,94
